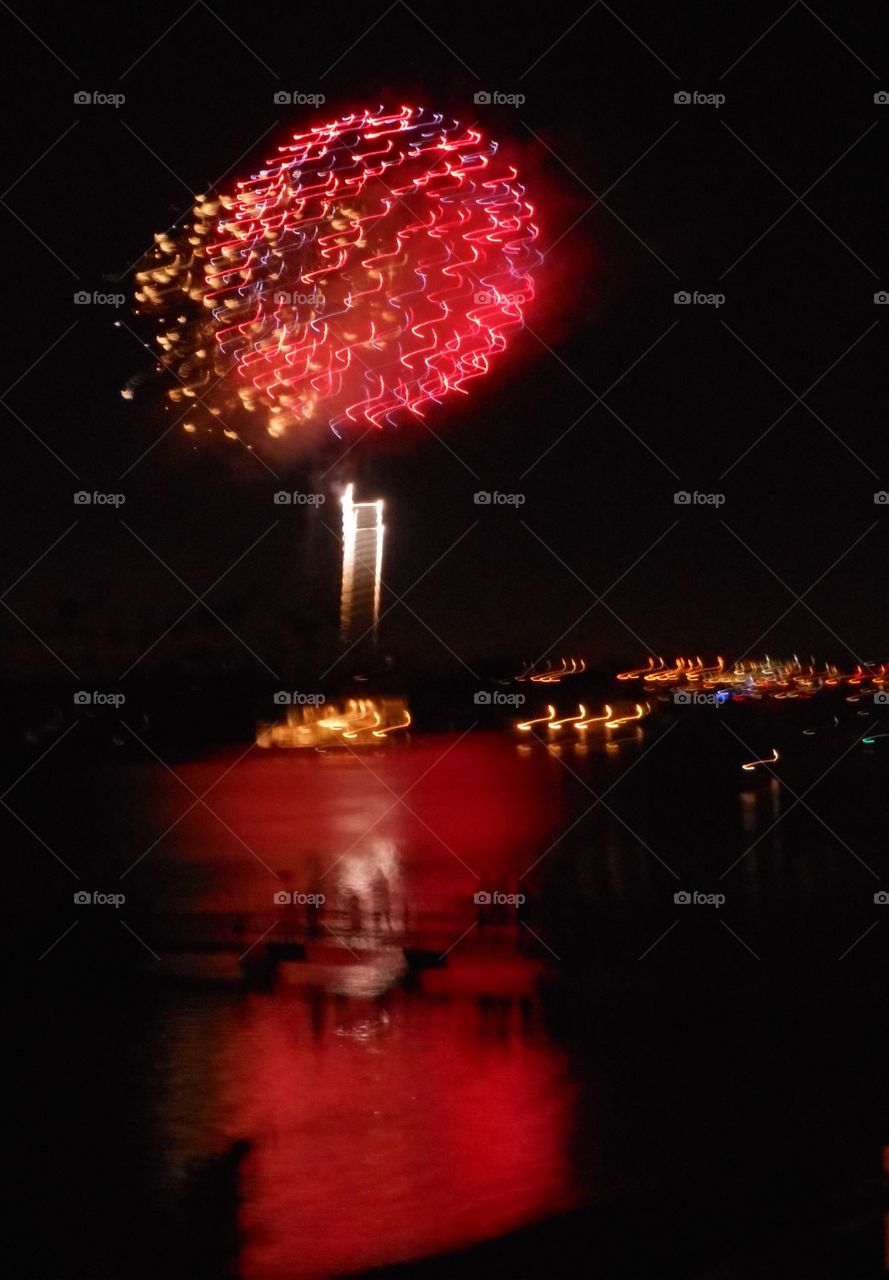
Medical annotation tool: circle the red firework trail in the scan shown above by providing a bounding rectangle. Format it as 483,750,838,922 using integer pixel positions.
132,105,541,442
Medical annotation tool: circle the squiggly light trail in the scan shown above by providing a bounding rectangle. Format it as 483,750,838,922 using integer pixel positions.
133,105,540,441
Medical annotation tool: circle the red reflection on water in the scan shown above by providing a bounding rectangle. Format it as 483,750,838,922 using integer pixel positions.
143,733,575,1275
211,990,577,1279
154,733,564,913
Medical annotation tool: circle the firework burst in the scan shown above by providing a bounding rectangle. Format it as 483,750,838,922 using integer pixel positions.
132,105,541,443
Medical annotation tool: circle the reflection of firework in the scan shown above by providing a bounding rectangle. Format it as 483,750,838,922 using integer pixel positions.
132,105,541,443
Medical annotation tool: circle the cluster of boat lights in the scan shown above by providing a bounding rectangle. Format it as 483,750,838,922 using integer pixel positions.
616,655,887,698
511,656,887,770
258,697,411,749
517,703,646,732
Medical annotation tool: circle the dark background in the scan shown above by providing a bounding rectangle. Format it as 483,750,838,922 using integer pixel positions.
1,0,886,694
2,9,888,1278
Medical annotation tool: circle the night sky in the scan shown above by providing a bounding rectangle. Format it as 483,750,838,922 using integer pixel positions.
2,1,886,683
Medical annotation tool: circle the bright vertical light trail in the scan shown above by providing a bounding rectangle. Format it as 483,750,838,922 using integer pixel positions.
340,483,385,646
